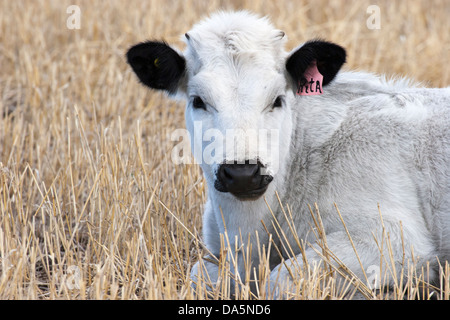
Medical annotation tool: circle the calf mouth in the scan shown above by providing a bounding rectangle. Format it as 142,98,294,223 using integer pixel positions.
229,184,271,201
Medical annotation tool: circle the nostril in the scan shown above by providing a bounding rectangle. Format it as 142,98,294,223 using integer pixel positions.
249,163,259,176
223,167,233,180
263,174,273,184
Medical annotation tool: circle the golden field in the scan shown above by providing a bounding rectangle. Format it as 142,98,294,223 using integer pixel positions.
0,0,449,299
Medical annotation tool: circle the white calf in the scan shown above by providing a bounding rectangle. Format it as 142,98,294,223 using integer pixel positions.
127,11,450,298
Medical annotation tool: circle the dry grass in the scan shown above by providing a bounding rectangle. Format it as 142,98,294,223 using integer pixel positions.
0,0,449,300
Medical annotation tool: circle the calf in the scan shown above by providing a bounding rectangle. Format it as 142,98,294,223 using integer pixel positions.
127,11,450,298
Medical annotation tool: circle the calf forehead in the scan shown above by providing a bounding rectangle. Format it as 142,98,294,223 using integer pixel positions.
183,11,287,75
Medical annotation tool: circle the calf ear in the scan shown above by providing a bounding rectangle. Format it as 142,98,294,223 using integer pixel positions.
126,41,186,94
286,40,346,88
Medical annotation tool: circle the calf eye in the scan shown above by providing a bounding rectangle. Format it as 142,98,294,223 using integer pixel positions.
193,96,207,110
273,96,283,108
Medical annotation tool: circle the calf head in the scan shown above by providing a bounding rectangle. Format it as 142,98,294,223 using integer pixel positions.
127,11,346,201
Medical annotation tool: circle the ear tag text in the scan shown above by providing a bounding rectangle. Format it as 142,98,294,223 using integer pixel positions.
297,61,323,96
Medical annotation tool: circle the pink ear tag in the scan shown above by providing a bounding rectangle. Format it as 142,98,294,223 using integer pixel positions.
297,61,323,96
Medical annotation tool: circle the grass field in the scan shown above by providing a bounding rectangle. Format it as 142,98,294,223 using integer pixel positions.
0,0,449,299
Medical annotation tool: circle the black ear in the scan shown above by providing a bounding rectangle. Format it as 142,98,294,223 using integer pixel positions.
286,40,346,87
126,41,186,93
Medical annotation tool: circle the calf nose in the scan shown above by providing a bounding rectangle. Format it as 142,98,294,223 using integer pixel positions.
215,161,273,200
219,163,259,190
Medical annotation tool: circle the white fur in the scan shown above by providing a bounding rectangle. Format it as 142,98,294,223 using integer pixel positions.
165,11,450,298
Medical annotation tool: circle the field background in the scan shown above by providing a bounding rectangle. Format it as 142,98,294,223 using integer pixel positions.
0,0,449,299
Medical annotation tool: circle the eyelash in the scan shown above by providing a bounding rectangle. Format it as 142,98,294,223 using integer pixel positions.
192,96,206,110
273,96,283,108
191,96,283,111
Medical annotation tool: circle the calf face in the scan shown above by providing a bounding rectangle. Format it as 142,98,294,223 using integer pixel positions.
126,11,346,201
